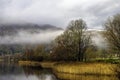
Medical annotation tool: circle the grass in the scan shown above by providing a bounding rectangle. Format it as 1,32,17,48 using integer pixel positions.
55,73,118,80
19,61,56,68
53,62,118,75
39,62,56,68
19,61,119,76
94,58,120,64
19,61,41,67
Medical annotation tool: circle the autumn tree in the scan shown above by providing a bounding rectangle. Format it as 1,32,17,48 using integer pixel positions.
22,45,45,61
53,19,91,61
104,14,120,57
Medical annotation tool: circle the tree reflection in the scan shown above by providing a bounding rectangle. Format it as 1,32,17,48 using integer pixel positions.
22,66,57,80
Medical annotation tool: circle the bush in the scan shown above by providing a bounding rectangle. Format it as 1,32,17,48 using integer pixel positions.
20,56,43,61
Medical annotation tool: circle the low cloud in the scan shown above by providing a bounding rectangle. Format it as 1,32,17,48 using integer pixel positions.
0,30,63,44
0,0,120,29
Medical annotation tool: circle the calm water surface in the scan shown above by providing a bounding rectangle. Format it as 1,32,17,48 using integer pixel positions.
0,63,119,80
0,63,57,80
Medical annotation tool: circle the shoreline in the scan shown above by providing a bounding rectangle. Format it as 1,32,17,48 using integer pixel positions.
18,61,119,76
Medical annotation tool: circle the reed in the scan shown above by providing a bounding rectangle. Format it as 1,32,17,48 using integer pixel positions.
19,61,41,67
19,61,56,68
39,62,56,68
55,73,118,80
53,62,117,75
19,61,119,76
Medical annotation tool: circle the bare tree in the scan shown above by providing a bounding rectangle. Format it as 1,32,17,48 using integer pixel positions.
104,14,120,56
53,19,91,61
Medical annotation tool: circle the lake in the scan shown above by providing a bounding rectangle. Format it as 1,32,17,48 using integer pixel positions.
0,63,57,80
0,63,119,80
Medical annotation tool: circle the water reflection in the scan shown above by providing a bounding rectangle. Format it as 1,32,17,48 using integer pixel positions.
0,63,119,80
23,67,57,80
55,72,119,80
0,63,57,80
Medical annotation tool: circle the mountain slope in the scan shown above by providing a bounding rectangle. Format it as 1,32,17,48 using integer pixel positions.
0,23,63,36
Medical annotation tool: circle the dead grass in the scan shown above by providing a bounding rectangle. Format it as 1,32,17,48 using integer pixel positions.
19,61,41,67
39,62,56,68
53,62,117,75
19,61,119,75
19,61,56,68
55,73,119,80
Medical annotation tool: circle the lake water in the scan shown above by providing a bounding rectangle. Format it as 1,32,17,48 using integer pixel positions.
0,63,119,80
0,63,57,80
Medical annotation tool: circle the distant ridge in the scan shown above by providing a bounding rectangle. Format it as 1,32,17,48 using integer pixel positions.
0,23,63,36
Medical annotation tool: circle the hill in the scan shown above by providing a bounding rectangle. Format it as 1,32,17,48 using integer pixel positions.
0,23,62,36
0,23,63,55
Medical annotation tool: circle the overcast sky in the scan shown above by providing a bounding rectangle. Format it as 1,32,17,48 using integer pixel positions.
0,0,120,29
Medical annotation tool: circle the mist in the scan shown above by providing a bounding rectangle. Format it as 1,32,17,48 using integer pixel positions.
91,31,108,49
0,26,107,49
0,0,120,29
0,30,63,44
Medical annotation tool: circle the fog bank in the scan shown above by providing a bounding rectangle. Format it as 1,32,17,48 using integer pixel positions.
0,30,63,44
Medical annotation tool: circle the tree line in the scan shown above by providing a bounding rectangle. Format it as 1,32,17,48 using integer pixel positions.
22,14,120,62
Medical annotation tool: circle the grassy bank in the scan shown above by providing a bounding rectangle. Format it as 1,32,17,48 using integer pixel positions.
55,73,118,80
19,61,119,75
19,61,56,68
19,61,41,67
53,62,118,75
